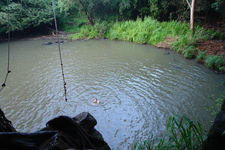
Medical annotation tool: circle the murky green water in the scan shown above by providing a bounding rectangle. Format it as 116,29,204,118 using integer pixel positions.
0,39,224,149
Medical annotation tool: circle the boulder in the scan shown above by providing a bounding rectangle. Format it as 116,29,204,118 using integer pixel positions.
43,42,52,45
0,109,110,150
203,100,225,150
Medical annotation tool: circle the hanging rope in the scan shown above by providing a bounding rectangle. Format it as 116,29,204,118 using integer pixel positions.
0,0,11,92
52,0,68,101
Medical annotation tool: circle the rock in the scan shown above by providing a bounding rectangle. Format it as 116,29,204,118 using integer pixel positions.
73,112,104,140
0,110,111,150
43,42,52,45
95,36,101,40
55,40,64,43
203,99,225,150
73,112,97,132
214,71,224,74
0,109,16,132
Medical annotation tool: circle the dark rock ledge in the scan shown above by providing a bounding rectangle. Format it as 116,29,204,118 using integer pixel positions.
0,109,111,150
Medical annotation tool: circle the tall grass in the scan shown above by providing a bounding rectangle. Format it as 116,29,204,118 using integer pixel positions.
107,17,191,46
69,17,215,50
134,115,205,150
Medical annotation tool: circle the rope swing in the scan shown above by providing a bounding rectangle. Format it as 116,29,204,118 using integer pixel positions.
0,0,11,92
52,0,68,102
1,0,68,102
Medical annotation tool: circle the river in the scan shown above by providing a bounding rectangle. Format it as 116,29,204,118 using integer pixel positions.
0,39,224,149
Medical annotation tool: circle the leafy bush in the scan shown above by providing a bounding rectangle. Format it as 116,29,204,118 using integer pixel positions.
0,1,53,33
183,45,197,59
196,51,207,63
69,22,110,40
69,25,91,40
61,17,88,33
219,66,225,72
134,116,205,150
207,95,225,115
210,30,225,40
205,55,225,70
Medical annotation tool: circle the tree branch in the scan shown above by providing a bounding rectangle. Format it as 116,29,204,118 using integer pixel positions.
77,0,94,26
186,0,191,8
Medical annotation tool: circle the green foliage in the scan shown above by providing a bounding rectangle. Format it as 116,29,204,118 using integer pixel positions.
69,25,91,40
211,0,224,11
196,51,207,63
134,135,169,150
206,95,225,115
56,0,225,25
0,0,53,33
183,45,197,59
69,21,110,40
215,95,225,110
107,17,190,45
219,66,225,72
61,17,88,33
134,115,205,150
1,0,225,35
205,55,225,70
210,30,225,40
171,25,211,53
166,116,204,150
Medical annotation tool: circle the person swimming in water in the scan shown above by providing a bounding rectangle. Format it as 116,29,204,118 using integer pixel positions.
92,98,100,104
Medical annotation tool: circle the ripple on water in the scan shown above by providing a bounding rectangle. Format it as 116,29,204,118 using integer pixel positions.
0,39,224,149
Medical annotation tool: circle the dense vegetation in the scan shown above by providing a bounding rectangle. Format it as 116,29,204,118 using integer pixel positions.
1,0,225,33
0,0,53,33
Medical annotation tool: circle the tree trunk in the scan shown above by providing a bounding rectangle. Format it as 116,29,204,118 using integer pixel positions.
190,0,195,33
186,0,195,34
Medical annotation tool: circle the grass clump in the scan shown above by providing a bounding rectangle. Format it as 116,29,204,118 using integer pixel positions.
196,51,207,63
166,116,204,150
205,55,225,70
196,52,225,72
107,17,190,45
134,116,205,150
183,45,198,59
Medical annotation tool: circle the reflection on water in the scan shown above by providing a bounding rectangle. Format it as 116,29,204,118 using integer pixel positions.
0,39,224,149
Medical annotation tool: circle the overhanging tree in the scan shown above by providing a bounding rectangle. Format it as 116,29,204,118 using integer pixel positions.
0,0,53,33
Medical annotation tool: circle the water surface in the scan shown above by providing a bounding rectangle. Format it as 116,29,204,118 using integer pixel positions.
0,39,224,149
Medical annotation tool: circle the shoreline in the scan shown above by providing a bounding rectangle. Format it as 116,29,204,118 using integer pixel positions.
1,31,225,73
0,32,74,42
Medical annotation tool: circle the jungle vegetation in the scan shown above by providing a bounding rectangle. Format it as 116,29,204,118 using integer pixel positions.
0,0,225,33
